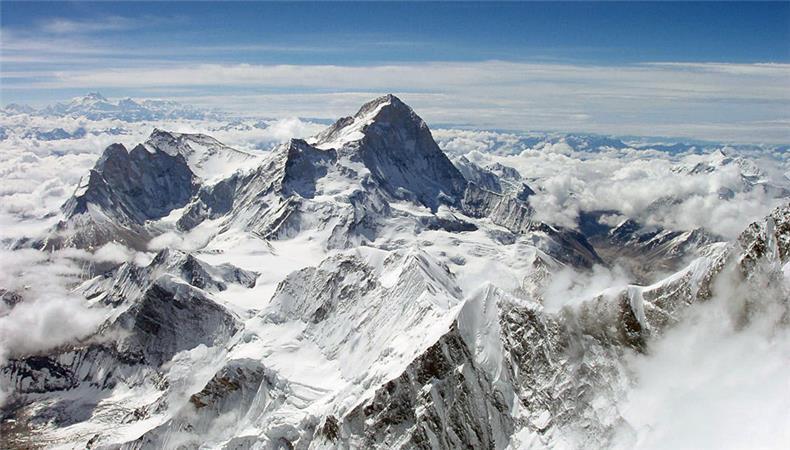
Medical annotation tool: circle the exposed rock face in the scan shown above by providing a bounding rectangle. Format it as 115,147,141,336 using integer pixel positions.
188,359,272,411
579,211,723,281
175,97,474,248
127,359,288,450
737,202,790,271
2,251,250,399
80,248,258,307
49,142,196,249
281,139,338,198
499,300,630,448
340,323,514,450
314,95,468,211
462,183,534,228
4,93,787,450
0,250,255,446
3,345,133,397
63,143,196,225
112,279,240,367
147,248,259,292
45,128,260,250
3,356,81,394
175,170,248,231
175,137,354,244
461,184,601,268
454,156,533,200
145,128,259,180
89,250,246,367
579,203,790,347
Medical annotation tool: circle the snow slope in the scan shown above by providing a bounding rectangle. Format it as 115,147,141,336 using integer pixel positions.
1,95,788,450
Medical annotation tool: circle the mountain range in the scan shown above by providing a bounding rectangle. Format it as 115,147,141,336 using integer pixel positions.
1,95,788,449
4,93,223,122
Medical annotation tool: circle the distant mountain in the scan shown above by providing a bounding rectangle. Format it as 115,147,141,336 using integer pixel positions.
433,128,786,158
3,103,36,115
669,148,789,198
3,92,225,122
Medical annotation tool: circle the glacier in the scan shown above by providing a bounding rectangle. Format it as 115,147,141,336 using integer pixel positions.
0,95,788,449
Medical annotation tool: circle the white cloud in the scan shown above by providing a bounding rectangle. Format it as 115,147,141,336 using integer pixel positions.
209,117,326,151
3,60,789,143
542,264,632,313
39,16,143,34
0,248,106,405
614,259,790,450
93,241,151,266
438,129,790,238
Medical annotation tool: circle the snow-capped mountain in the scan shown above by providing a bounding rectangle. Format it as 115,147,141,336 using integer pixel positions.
1,95,788,449
3,93,223,122
40,94,600,267
42,129,260,251
671,148,790,198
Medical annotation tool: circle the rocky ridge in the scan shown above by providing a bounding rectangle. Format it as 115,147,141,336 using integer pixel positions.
1,95,787,449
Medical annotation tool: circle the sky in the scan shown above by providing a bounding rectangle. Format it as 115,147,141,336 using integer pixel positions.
1,1,789,143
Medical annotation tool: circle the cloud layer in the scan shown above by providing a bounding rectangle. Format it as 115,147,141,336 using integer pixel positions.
614,258,790,449
437,129,789,239
3,48,789,143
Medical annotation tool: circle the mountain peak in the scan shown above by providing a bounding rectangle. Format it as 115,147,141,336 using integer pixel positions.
310,94,467,210
354,94,419,129
61,140,196,228
355,93,408,116
149,127,178,140
312,94,418,150
145,128,259,180
77,92,109,103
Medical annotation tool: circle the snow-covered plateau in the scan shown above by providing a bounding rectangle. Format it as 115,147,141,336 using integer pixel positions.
0,94,788,449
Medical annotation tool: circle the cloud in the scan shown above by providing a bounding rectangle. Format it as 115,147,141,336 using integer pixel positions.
26,62,787,103
3,61,789,143
38,16,143,34
0,248,106,405
208,118,326,151
542,264,632,313
438,129,790,239
93,241,151,266
532,218,790,449
147,225,218,253
613,256,790,450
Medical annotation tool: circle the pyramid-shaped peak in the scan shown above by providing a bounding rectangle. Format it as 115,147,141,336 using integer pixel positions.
311,94,467,210
355,94,410,117
312,94,424,150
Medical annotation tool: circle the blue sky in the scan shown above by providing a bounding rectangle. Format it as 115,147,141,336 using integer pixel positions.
2,1,789,142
